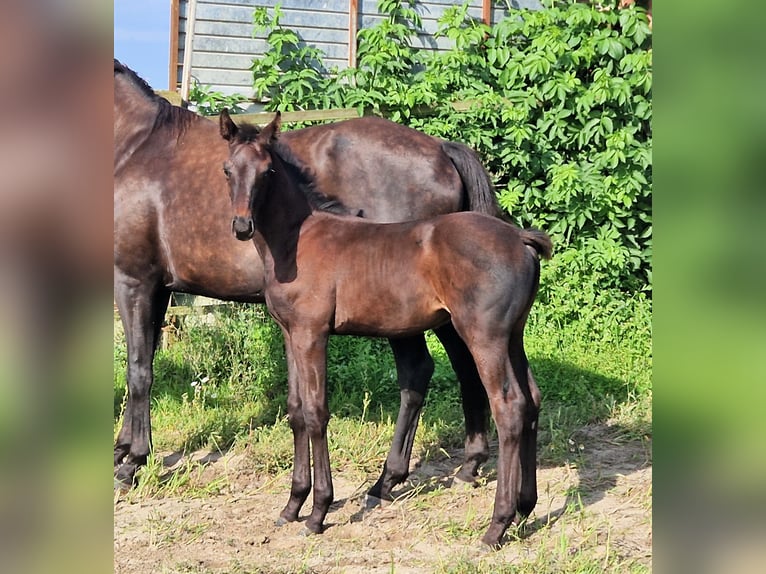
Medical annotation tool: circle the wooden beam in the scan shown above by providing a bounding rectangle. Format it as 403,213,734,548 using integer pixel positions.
231,107,362,126
219,99,496,126
156,90,184,106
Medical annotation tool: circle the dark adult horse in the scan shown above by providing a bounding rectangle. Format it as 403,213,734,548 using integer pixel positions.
219,111,551,547
114,60,498,497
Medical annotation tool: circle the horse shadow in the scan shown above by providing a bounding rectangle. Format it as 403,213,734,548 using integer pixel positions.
335,417,649,536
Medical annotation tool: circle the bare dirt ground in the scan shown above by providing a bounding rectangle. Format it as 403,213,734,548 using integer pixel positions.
114,424,651,573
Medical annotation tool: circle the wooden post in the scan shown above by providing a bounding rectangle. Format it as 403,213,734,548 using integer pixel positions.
180,0,198,100
348,0,359,68
168,0,180,91
481,0,491,26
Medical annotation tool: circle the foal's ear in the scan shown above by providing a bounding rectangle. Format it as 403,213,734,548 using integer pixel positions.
219,108,238,142
259,111,282,144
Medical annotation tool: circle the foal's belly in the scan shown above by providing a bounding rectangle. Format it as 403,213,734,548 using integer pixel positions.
332,301,451,338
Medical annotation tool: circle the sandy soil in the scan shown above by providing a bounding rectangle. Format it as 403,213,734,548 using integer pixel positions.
114,423,651,573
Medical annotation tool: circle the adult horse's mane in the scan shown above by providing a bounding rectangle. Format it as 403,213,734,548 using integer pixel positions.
114,58,198,135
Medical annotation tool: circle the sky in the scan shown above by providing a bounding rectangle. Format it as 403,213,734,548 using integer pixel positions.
114,0,171,90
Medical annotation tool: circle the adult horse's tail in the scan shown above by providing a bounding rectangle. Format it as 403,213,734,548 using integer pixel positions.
441,142,502,217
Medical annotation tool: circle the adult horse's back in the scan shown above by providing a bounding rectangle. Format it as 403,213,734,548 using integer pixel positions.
278,117,499,222
114,60,498,495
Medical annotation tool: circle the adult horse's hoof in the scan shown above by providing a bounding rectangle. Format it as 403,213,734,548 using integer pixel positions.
114,476,132,492
114,463,137,490
451,475,479,490
480,524,506,549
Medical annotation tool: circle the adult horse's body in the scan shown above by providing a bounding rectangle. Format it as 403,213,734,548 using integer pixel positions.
114,60,498,494
219,111,551,547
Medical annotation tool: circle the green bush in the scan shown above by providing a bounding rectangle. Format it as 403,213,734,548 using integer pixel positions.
239,0,652,293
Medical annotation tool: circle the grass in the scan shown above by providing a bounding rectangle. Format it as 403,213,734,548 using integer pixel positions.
114,289,651,480
114,287,652,570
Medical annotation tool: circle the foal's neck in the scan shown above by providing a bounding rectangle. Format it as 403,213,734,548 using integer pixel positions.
252,151,314,283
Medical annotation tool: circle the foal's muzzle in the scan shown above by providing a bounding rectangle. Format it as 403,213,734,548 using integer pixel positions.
232,216,254,241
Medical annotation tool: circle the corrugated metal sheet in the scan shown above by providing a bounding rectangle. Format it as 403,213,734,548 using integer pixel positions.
175,0,541,98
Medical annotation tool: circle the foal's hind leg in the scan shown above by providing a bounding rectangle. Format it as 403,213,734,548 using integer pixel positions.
367,335,433,505
510,332,541,520
114,274,170,486
433,323,490,484
455,324,526,548
473,346,527,548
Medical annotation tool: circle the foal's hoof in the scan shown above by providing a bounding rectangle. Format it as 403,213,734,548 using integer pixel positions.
480,526,506,550
300,521,325,537
451,475,478,491
364,494,391,510
480,536,503,551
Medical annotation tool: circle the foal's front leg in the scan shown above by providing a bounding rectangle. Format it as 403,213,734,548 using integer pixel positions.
291,327,333,534
278,337,312,525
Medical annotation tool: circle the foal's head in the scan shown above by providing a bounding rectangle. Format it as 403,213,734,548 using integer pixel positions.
219,109,281,241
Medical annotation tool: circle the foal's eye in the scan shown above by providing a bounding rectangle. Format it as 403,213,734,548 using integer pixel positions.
222,166,231,178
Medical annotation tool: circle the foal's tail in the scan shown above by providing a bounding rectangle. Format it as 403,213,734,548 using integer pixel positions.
441,141,502,218
520,229,553,261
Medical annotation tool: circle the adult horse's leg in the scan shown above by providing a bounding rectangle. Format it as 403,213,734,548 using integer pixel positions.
113,273,170,485
366,334,433,505
433,323,490,484
287,326,333,535
277,336,313,526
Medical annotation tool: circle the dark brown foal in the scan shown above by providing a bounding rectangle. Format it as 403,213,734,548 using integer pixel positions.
220,111,552,547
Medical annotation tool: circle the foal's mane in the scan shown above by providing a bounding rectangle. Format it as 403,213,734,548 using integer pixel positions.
231,121,351,215
270,141,351,215
273,141,352,215
114,59,199,135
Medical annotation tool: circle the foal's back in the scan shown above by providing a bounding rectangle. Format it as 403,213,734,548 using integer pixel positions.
289,212,545,336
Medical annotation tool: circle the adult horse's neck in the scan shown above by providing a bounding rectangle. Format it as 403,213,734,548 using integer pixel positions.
252,148,314,283
114,65,201,174
114,71,163,174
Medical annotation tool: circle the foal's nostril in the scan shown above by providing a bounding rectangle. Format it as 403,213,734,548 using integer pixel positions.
232,216,254,240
